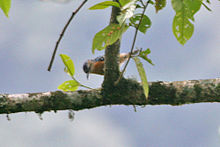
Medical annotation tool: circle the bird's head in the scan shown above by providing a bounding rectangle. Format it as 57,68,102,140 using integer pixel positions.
83,60,92,79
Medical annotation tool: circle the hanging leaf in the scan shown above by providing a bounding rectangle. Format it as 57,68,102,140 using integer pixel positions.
58,80,79,92
0,0,11,17
89,1,120,10
129,14,151,34
184,0,202,21
92,24,128,53
133,57,149,100
60,54,75,76
172,13,194,45
155,0,167,13
172,0,202,45
139,48,154,65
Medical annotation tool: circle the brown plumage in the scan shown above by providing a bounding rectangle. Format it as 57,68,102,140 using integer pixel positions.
83,50,139,78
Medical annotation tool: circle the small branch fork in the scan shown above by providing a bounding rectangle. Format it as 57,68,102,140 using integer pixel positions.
47,0,88,71
115,0,151,85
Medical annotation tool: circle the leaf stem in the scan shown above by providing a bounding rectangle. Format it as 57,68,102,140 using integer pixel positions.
71,76,93,90
47,0,88,71
79,84,93,90
139,0,145,7
115,0,151,85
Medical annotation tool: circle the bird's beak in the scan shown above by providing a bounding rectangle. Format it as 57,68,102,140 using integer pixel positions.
87,72,90,79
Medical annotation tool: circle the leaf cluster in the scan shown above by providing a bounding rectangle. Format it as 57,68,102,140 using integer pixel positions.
58,54,92,92
90,0,152,53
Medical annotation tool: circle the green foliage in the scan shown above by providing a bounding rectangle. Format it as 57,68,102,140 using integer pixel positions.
139,48,154,65
155,0,166,13
60,54,75,76
172,0,202,45
149,0,155,5
129,14,151,34
58,54,92,91
206,0,210,4
0,0,11,17
133,57,149,100
92,24,128,53
119,0,133,6
58,80,79,92
172,14,194,45
58,54,79,91
89,1,120,10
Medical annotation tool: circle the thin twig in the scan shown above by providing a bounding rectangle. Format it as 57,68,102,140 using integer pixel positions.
115,0,151,85
47,0,88,71
202,2,212,11
139,0,145,7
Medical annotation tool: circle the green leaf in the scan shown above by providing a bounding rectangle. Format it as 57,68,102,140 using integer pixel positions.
172,0,184,12
149,0,155,5
58,80,79,92
206,0,210,4
155,0,167,13
171,0,202,45
89,1,120,10
92,24,128,53
172,12,194,45
139,48,154,65
172,0,202,21
133,57,149,100
129,14,151,34
60,54,75,76
119,0,131,6
184,0,202,20
0,0,11,17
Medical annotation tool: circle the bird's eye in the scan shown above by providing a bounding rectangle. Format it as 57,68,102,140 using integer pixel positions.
100,57,104,61
95,56,104,62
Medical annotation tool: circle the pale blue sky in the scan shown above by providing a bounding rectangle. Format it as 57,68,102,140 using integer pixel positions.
0,0,220,147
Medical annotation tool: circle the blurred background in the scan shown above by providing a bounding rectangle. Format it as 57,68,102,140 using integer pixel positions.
0,0,219,146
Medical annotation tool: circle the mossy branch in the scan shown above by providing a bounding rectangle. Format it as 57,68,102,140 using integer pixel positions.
102,0,121,99
0,78,219,114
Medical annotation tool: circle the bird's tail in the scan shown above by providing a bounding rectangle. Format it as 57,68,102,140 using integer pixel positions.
119,49,141,65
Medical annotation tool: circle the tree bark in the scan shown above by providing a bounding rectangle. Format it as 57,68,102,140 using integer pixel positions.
1,78,219,114
102,0,121,100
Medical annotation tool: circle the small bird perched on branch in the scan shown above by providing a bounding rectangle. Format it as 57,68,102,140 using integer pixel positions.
83,50,139,79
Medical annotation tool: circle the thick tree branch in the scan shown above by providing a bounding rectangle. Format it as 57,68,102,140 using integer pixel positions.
102,0,121,100
1,78,219,114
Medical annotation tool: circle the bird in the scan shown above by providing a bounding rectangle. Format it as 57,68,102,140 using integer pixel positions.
83,50,139,79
